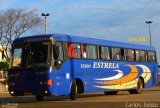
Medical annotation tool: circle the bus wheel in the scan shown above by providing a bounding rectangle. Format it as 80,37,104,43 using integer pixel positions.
70,80,77,100
129,78,143,94
35,95,44,101
104,91,118,95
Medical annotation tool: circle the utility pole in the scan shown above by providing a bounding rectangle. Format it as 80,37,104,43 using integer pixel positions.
42,13,50,34
146,21,153,46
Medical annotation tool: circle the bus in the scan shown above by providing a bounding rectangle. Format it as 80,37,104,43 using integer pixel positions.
8,34,158,101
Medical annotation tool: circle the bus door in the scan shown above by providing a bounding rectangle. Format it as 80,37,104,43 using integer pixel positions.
53,42,71,95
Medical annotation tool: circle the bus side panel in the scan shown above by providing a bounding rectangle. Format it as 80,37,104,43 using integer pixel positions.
51,60,73,96
72,60,158,92
51,59,158,95
144,63,158,88
51,59,89,96
72,60,128,92
89,61,136,92
153,63,158,86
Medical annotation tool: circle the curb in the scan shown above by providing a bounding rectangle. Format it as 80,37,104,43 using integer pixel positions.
0,91,9,94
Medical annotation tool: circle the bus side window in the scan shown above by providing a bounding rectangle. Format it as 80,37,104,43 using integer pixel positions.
148,51,156,62
99,46,110,60
130,49,135,61
135,50,140,61
86,45,97,59
67,43,75,58
125,49,129,61
139,50,146,62
112,48,121,60
73,43,81,58
125,49,135,61
81,44,87,58
67,43,82,58
54,42,64,60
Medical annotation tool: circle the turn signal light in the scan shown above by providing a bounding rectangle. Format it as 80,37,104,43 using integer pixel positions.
48,79,53,86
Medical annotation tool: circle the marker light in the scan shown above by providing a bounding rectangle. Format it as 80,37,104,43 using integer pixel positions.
48,79,53,86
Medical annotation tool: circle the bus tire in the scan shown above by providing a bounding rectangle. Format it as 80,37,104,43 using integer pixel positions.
35,95,44,101
70,80,77,100
129,78,143,94
104,91,118,95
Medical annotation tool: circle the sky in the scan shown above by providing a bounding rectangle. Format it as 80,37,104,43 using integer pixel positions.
1,0,160,62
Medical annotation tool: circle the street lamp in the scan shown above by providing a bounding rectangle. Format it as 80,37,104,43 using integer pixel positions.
146,21,153,46
42,13,50,34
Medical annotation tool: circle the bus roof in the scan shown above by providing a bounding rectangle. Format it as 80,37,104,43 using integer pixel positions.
13,33,155,51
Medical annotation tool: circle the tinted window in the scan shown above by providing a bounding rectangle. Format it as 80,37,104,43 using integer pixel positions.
112,48,122,60
12,48,22,67
73,44,81,58
12,42,50,68
135,50,140,61
86,45,97,59
55,42,64,60
81,44,87,58
148,51,156,62
140,50,146,62
125,49,135,61
136,50,147,62
99,46,110,60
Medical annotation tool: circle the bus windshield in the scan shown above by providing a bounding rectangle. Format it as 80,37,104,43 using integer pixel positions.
12,42,51,69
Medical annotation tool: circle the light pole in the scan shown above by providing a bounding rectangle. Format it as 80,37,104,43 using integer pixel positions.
42,13,50,34
146,21,153,46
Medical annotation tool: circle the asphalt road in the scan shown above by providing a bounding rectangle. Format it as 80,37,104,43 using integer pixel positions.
0,85,160,108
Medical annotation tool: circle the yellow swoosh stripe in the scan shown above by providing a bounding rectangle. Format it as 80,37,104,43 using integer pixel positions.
94,64,151,90
97,65,138,85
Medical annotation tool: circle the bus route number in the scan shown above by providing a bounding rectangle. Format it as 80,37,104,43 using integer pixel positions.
80,64,91,69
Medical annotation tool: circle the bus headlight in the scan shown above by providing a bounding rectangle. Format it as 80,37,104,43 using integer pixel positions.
12,82,15,86
39,81,48,85
9,82,15,86
44,81,47,85
40,81,43,85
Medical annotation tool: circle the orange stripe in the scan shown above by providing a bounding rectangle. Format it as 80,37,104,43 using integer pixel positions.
100,65,138,85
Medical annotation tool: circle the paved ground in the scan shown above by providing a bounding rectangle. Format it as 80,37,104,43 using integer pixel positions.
0,85,160,108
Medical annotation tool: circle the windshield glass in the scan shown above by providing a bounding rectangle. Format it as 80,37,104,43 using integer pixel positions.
12,42,51,69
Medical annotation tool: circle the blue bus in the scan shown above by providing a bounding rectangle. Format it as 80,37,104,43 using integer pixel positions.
8,34,158,101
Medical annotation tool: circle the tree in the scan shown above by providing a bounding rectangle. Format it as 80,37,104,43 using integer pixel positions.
0,61,9,71
0,8,43,62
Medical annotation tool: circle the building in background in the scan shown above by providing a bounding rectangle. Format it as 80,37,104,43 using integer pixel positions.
0,45,9,62
0,45,9,92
